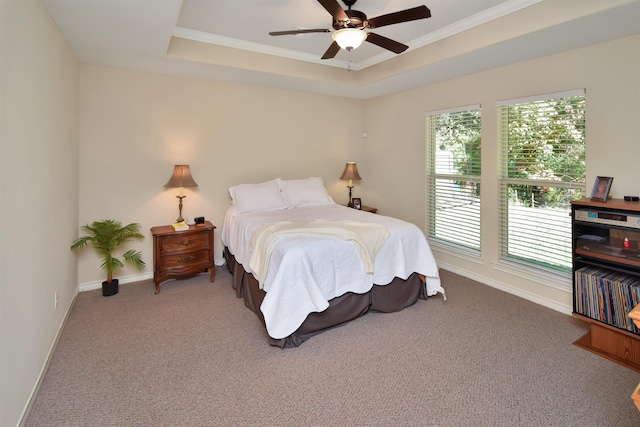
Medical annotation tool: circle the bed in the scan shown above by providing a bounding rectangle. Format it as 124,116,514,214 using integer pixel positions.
222,177,444,348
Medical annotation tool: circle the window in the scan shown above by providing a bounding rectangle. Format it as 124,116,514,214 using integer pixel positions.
498,89,586,274
426,105,481,251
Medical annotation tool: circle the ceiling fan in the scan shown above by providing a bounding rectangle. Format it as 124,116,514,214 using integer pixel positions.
269,0,431,60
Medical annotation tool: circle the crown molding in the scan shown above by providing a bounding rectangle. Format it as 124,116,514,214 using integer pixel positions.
173,0,543,72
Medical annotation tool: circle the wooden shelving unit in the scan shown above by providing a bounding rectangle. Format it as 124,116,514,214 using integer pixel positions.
572,313,640,373
571,198,640,373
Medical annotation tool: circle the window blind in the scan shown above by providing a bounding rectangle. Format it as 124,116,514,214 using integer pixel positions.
498,91,586,273
426,106,481,250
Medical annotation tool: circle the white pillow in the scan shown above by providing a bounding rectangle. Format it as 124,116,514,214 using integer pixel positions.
228,179,288,214
280,177,335,208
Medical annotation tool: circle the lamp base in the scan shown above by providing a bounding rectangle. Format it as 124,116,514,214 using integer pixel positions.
176,195,186,223
347,185,354,207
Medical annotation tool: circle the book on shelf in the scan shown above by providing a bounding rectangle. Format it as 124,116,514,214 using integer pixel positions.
171,221,189,231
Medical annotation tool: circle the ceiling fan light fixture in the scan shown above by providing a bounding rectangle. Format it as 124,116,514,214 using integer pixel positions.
332,28,366,51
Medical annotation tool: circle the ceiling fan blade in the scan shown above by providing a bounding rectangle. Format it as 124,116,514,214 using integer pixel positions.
365,32,409,54
269,29,330,36
317,0,349,23
367,5,431,29
321,41,341,60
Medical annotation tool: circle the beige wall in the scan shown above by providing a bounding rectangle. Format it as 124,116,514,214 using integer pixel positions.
77,65,365,285
0,1,79,426
365,34,640,312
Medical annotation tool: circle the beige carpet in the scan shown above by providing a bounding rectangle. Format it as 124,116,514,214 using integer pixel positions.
26,268,640,426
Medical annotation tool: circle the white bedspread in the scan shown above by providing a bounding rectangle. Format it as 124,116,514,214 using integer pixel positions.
222,204,443,339
249,220,390,284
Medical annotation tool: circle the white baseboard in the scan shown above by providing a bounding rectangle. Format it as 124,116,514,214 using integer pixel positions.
78,272,154,292
435,260,573,315
78,258,227,292
19,292,77,427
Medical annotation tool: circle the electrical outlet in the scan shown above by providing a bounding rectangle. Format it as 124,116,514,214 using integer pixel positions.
54,290,58,309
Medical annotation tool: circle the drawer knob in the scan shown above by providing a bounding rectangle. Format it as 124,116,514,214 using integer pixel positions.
179,239,196,246
178,256,196,263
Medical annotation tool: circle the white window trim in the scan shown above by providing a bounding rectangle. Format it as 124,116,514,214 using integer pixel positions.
496,88,585,107
426,104,481,117
492,260,572,292
428,238,482,262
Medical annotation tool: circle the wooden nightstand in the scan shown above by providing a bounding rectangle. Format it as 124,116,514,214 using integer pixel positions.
150,221,215,294
344,204,378,213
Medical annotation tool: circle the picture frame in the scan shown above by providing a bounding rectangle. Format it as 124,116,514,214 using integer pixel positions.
590,176,613,202
352,198,362,210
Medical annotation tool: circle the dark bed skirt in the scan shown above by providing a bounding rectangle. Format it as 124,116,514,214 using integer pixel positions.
224,247,427,348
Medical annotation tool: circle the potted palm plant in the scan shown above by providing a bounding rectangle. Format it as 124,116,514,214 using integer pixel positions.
71,219,146,296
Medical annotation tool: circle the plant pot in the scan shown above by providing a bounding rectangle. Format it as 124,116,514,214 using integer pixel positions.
102,279,119,297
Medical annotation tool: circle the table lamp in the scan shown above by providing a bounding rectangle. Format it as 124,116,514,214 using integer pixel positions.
340,162,362,207
164,165,198,222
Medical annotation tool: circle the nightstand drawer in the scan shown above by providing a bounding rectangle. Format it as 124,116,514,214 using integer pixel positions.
158,249,211,272
159,232,210,254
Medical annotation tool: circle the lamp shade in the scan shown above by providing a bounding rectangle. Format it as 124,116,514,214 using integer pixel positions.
332,28,367,51
340,162,362,181
164,165,198,188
